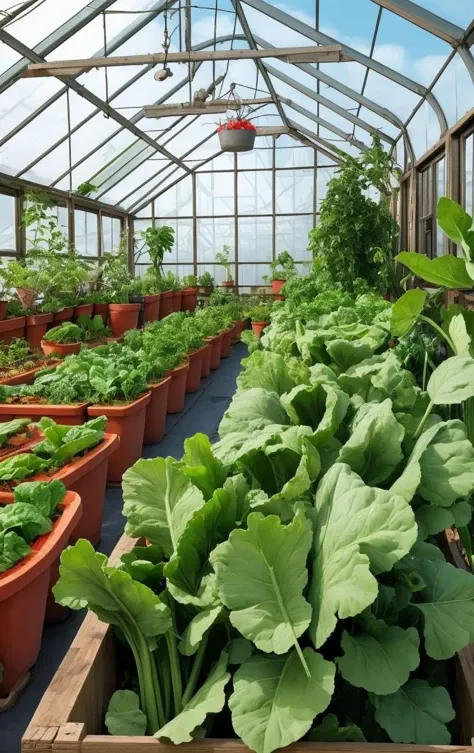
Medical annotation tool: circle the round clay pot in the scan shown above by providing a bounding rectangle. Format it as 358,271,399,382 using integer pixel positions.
74,303,93,318
94,303,109,323
41,340,82,358
181,288,198,312
272,279,286,295
159,290,174,320
0,491,82,696
0,301,8,321
207,333,224,370
87,392,151,484
16,287,35,310
172,290,183,312
54,307,74,323
251,321,270,339
144,377,171,445
108,303,141,337
186,347,204,394
201,342,212,378
165,361,189,414
221,326,235,359
0,316,26,345
26,313,54,348
143,294,160,323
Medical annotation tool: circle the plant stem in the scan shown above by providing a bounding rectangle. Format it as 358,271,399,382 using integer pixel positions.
181,632,209,707
156,644,172,723
413,399,434,441
166,629,183,717
422,350,428,392
419,314,456,353
121,623,164,733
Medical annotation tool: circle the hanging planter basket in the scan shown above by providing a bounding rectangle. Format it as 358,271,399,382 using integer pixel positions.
218,119,256,152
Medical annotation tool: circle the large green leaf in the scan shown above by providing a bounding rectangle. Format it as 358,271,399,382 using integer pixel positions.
281,382,349,441
155,650,230,743
437,196,474,258
229,649,335,753
181,433,227,501
309,714,365,742
178,606,222,656
326,338,377,370
372,679,455,744
337,618,419,694
338,399,404,485
396,251,474,288
0,418,30,448
13,479,66,518
309,463,417,648
237,350,296,395
122,457,205,557
416,420,474,506
427,355,474,405
0,530,31,573
448,313,471,355
105,690,147,736
210,511,312,657
219,388,290,438
0,502,52,543
391,289,427,337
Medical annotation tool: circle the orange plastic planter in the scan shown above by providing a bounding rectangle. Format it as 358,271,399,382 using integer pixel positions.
143,294,160,323
108,303,141,337
181,287,198,312
0,491,82,697
94,303,109,323
54,306,74,323
201,342,212,378
87,393,151,484
0,402,89,425
159,290,174,320
144,377,171,445
272,279,285,295
25,313,54,349
172,290,183,312
221,326,235,358
41,340,82,358
186,347,204,394
0,361,59,386
74,304,93,318
208,333,224,370
251,321,270,339
166,362,189,414
0,316,26,345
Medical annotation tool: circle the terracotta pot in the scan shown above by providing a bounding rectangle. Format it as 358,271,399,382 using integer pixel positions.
41,340,82,358
87,393,151,484
143,294,160,323
181,287,198,312
231,319,245,345
251,320,270,338
186,347,204,394
201,342,212,378
108,303,141,337
221,326,235,358
0,301,8,321
25,313,54,348
93,303,109,323
165,361,189,414
222,280,235,290
16,287,35,310
0,491,82,697
0,361,59,386
172,290,183,312
272,279,286,295
74,303,93,318
0,316,26,345
0,401,89,425
144,377,171,445
207,333,224,370
159,290,174,320
54,306,74,323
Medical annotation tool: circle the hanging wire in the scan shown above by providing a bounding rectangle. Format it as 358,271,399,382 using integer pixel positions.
102,11,109,119
217,10,238,99
212,0,218,95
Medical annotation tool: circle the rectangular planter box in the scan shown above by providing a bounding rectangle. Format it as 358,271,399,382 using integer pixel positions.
22,534,474,752
0,360,59,386
0,402,89,425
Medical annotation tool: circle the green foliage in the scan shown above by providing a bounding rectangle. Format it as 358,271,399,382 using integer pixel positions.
246,304,272,322
215,245,234,282
141,225,175,278
75,181,98,197
269,251,297,281
197,271,214,289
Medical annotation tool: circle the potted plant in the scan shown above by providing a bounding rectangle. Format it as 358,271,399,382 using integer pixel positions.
103,240,141,337
195,306,233,368
135,275,161,323
181,274,198,312
83,290,110,324
217,115,257,152
268,250,297,298
197,271,214,296
0,338,59,386
248,303,272,338
41,315,110,357
215,245,235,290
0,373,91,425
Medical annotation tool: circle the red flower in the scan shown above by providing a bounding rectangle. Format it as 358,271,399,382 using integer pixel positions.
218,117,257,132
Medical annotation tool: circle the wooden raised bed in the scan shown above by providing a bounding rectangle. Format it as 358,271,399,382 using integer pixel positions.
22,534,474,753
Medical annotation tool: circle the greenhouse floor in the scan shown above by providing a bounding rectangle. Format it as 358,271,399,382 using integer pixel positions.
3,341,247,753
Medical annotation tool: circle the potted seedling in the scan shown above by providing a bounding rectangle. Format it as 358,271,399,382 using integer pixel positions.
268,250,297,298
197,271,214,296
103,240,141,336
215,245,235,290
139,224,175,319
248,303,272,338
181,274,198,312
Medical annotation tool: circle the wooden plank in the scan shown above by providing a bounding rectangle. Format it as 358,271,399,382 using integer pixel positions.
21,45,345,77
143,98,273,118
53,724,86,752
81,740,469,752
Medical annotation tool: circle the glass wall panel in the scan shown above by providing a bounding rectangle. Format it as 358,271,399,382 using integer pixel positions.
238,217,272,262
197,173,234,216
275,215,313,261
74,209,99,257
102,216,122,255
0,194,16,252
197,218,235,268
275,169,314,214
464,132,474,216
238,171,272,215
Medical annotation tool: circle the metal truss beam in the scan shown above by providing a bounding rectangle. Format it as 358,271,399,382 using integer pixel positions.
288,122,344,163
370,0,464,44
265,62,396,145
280,97,368,152
0,29,192,175
241,0,448,133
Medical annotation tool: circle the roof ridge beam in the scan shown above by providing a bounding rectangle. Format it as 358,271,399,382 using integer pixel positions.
370,0,464,45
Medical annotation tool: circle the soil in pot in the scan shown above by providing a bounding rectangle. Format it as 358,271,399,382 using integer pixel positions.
144,377,171,445
207,333,224,370
0,301,8,321
181,288,197,312
0,491,82,697
87,393,151,484
165,361,189,413
94,303,109,324
251,320,270,339
26,313,54,349
108,303,141,337
172,290,183,312
53,306,75,323
143,294,160,323
0,317,26,346
186,347,204,393
221,326,235,358
0,358,59,386
159,290,174,320
201,341,212,378
41,340,82,358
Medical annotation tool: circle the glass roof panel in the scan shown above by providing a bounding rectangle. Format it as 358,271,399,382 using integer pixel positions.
5,1,92,48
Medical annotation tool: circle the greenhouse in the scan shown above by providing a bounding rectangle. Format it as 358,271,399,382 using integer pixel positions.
1,1,474,752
